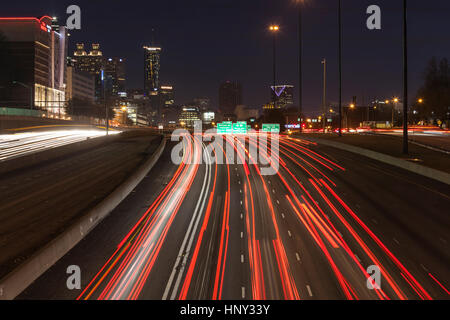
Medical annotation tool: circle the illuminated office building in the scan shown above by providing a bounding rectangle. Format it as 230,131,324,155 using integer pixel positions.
179,106,201,127
66,66,95,102
73,43,105,100
271,85,294,109
160,85,174,106
0,15,67,112
105,57,126,97
143,46,161,96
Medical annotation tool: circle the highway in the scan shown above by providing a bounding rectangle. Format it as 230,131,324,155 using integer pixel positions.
0,130,119,162
20,133,450,300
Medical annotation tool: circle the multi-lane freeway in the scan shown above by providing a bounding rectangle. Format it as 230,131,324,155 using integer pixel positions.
20,133,450,300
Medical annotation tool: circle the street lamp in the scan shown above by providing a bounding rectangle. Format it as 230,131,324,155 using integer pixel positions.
338,0,343,137
295,0,305,133
321,58,327,133
269,25,280,110
101,70,109,135
402,0,409,154
12,81,33,110
392,98,399,127
346,104,355,131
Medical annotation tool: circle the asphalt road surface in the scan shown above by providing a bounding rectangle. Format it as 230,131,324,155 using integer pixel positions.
0,133,160,279
20,133,450,300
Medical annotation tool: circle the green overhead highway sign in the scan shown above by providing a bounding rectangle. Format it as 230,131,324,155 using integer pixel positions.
233,121,247,134
217,121,248,134
262,124,280,133
217,122,233,134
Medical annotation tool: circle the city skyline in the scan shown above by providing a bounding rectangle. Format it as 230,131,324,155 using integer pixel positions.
1,0,449,112
0,0,449,307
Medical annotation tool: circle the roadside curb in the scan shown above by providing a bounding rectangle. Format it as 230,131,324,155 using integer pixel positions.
0,136,166,300
297,136,450,186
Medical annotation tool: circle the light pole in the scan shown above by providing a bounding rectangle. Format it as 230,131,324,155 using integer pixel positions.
322,58,327,133
393,98,399,127
347,104,355,131
269,25,280,110
101,70,109,135
402,0,409,154
296,0,304,133
12,81,33,110
338,0,343,136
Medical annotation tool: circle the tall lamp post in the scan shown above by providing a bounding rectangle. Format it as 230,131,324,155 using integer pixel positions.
393,98,399,127
269,25,280,110
402,0,409,154
296,0,304,132
338,0,343,136
101,70,109,136
322,58,327,133
12,81,33,110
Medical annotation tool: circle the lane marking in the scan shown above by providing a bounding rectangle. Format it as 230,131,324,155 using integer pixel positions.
288,231,292,238
420,264,429,272
295,253,301,262
306,285,313,297
393,238,400,245
163,142,212,300
241,287,246,299
241,254,245,263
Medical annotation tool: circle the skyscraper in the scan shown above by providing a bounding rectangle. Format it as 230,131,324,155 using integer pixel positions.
160,85,174,107
143,46,161,96
0,15,67,112
219,81,242,115
271,85,294,109
105,57,126,97
73,43,105,100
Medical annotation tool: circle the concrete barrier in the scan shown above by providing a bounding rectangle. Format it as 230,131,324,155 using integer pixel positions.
0,136,166,300
298,136,450,186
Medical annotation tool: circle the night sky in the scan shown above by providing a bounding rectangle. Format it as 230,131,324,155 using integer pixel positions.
2,0,450,115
